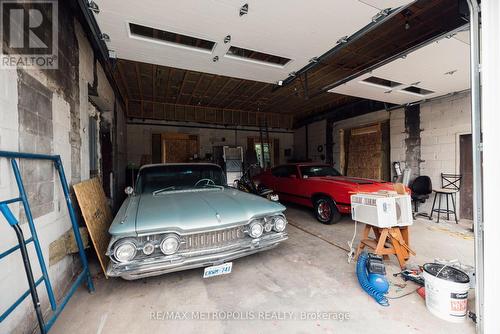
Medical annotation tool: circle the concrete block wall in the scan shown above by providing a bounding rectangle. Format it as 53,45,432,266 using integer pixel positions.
126,122,294,168
307,120,327,162
0,13,127,334
419,92,471,213
0,70,80,334
291,120,326,162
292,126,306,161
389,108,406,174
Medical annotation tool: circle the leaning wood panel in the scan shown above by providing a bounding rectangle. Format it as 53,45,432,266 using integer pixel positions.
73,178,113,278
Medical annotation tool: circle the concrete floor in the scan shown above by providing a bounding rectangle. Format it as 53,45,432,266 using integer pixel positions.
51,204,475,334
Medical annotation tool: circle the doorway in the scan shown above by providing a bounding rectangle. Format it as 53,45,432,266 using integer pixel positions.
460,134,473,220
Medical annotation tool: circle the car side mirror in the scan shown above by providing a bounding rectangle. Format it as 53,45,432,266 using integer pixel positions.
124,186,134,196
289,174,297,179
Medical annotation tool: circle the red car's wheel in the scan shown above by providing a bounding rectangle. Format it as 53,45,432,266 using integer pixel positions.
314,197,341,224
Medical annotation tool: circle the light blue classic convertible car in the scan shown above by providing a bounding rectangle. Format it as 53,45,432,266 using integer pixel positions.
106,163,288,280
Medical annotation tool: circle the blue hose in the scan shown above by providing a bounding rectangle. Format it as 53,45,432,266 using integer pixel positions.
356,252,389,306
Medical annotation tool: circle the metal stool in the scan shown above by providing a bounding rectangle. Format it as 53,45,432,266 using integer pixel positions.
430,173,462,223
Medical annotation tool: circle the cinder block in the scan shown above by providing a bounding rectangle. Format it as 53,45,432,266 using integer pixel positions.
420,136,438,147
438,135,456,144
36,136,53,154
18,109,38,135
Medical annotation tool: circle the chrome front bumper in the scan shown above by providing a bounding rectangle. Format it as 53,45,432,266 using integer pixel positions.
107,232,287,280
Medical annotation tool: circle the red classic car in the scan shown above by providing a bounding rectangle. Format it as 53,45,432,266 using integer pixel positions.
255,163,399,224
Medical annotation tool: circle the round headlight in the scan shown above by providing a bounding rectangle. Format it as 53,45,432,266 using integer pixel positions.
142,242,155,255
114,241,137,262
273,216,287,232
160,235,180,255
264,222,273,233
249,222,263,238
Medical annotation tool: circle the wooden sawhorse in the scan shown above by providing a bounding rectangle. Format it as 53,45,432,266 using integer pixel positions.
355,225,415,269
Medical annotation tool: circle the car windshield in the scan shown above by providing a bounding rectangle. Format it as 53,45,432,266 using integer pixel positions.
300,165,341,178
136,164,226,194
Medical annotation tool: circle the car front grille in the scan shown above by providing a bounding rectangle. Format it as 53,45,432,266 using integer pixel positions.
184,226,245,250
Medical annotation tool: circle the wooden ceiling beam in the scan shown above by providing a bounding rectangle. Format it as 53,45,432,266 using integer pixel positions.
116,60,131,99
152,64,156,102
176,70,188,104
198,74,217,103
225,81,261,109
165,68,173,103
221,79,246,108
187,73,204,105
233,83,270,110
135,63,143,100
207,78,233,106
128,98,286,121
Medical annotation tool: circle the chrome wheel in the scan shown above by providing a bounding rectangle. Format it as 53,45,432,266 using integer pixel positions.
314,197,341,224
317,200,331,221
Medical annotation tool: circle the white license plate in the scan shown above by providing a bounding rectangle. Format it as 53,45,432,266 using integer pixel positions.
203,262,232,278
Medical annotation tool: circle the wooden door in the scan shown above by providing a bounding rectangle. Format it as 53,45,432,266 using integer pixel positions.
161,133,199,163
460,134,473,220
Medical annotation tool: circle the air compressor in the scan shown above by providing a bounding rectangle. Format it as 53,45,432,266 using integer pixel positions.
356,252,390,306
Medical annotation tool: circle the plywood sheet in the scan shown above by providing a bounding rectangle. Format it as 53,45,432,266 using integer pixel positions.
347,124,383,179
73,178,113,278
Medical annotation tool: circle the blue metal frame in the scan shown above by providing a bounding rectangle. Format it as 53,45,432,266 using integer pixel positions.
0,151,94,333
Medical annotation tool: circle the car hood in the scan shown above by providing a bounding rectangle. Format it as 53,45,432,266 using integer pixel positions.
312,176,403,193
109,188,285,236
313,176,387,185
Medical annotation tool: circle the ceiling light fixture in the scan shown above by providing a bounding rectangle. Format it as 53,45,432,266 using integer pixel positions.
239,3,248,17
224,35,231,44
213,56,219,62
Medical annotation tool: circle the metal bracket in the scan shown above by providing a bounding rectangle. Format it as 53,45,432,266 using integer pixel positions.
372,8,390,22
336,36,348,44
